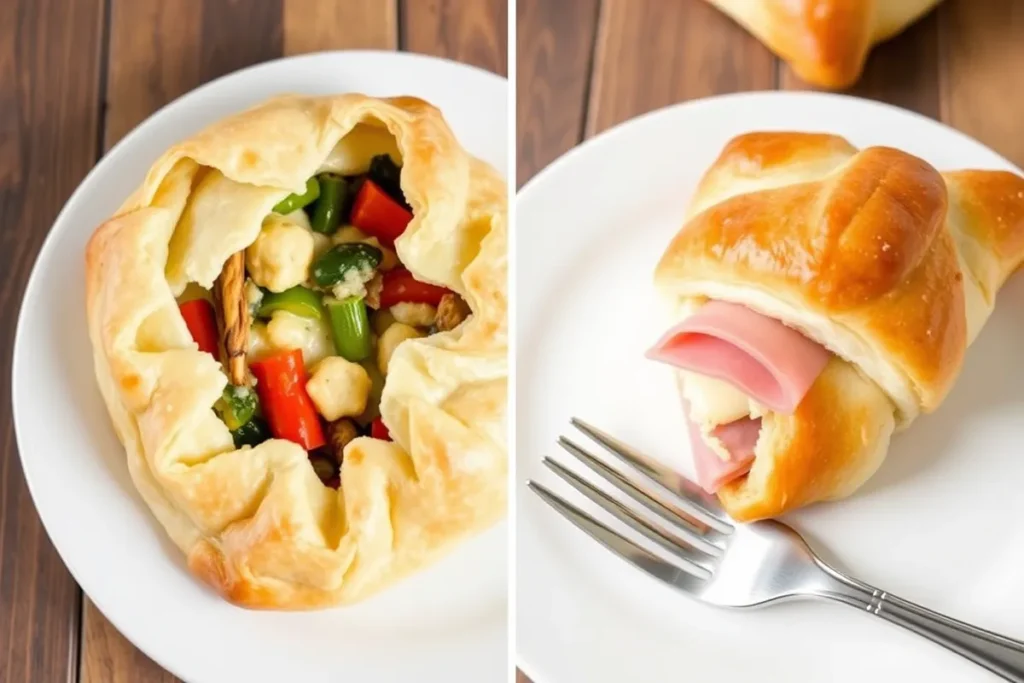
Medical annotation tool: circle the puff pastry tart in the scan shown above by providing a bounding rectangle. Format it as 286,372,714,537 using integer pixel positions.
704,0,943,89
647,132,1024,521
86,94,507,608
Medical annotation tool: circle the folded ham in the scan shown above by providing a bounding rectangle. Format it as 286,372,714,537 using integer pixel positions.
649,301,832,492
687,413,758,492
648,301,830,412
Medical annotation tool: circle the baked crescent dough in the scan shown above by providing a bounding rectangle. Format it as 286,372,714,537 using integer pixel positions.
704,0,943,89
85,94,507,608
655,132,1024,520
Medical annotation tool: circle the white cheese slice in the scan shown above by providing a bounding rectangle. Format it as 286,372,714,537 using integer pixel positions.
680,370,752,428
317,123,402,176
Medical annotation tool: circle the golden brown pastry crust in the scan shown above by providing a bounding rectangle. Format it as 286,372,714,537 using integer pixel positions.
85,94,507,609
717,358,895,521
658,134,965,415
703,0,943,89
656,132,1024,520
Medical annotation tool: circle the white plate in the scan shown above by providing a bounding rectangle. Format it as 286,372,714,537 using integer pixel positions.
516,92,1024,683
13,51,507,683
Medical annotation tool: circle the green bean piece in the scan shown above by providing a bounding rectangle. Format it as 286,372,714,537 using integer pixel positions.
311,243,382,289
325,296,373,362
256,285,323,321
272,177,320,214
311,173,347,234
232,416,271,448
216,385,259,431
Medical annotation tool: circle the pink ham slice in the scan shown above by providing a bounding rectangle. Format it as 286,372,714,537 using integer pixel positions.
711,417,762,458
686,411,759,493
650,301,832,493
647,301,830,413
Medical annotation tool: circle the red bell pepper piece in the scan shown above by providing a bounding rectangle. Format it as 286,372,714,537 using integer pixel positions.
179,299,220,358
250,349,326,451
371,417,391,441
350,179,413,245
379,267,451,308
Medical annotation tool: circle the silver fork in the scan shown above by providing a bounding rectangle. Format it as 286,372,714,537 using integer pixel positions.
528,417,1024,682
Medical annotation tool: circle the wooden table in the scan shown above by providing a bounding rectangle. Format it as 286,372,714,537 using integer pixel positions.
515,0,1022,680
517,0,1024,187
0,1,506,681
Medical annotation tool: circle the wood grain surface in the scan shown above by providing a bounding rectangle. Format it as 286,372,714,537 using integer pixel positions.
517,0,1024,186
0,2,105,683
587,0,775,136
402,0,508,74
0,1,505,681
515,0,1024,679
515,0,599,187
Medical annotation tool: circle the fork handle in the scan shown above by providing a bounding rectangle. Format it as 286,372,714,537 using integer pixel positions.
828,573,1024,682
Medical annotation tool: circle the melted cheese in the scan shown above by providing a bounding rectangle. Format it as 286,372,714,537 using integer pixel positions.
330,263,375,300
680,370,755,427
317,124,402,176
250,312,335,368
674,298,764,435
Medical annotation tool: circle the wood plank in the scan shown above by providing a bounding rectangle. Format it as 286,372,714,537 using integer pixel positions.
102,0,203,147
778,6,942,118
283,0,397,54
939,0,1024,168
81,609,179,683
0,0,107,682
515,0,600,186
400,0,508,76
82,2,285,681
199,0,284,78
586,0,776,137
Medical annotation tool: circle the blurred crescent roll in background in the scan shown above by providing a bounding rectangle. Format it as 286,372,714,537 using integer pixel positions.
703,0,944,89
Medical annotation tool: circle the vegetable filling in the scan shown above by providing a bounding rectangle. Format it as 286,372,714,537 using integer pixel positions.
176,150,471,488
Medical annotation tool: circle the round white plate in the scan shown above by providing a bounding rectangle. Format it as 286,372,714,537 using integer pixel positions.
516,92,1024,683
13,51,507,683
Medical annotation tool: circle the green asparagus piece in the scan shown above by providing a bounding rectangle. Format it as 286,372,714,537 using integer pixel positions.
215,385,258,432
311,173,347,234
325,296,373,362
272,177,320,214
256,285,323,320
311,243,382,289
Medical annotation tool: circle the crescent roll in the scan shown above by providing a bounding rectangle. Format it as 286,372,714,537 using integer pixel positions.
86,94,507,608
704,0,943,89
649,132,1024,521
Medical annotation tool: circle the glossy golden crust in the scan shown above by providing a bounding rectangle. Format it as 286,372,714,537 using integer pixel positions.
658,134,963,416
943,170,1024,301
703,0,943,89
656,132,1024,520
718,358,894,521
85,94,507,609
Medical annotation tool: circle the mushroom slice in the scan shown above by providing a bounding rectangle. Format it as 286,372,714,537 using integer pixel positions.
436,292,471,332
214,251,250,386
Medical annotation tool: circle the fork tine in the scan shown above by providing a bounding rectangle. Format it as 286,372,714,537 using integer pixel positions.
543,457,722,563
570,417,733,533
528,480,707,592
558,435,732,538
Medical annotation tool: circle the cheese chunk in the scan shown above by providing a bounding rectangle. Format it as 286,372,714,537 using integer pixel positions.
679,370,753,428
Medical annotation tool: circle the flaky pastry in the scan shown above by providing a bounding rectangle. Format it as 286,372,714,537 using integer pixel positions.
652,132,1024,521
86,94,507,608
704,0,943,89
